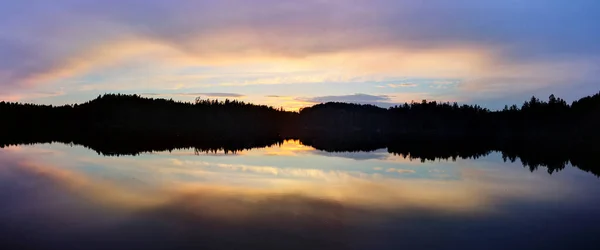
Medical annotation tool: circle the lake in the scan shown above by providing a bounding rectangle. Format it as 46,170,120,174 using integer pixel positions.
1,140,599,250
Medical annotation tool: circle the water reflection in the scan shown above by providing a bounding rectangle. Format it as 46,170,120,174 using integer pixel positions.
0,142,599,249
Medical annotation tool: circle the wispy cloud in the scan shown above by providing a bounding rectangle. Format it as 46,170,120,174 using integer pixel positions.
0,0,598,106
297,94,391,104
387,83,418,88
0,90,66,103
293,92,461,108
186,93,245,98
432,80,459,85
312,150,390,161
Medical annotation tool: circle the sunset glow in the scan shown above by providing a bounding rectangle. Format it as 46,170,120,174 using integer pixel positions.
1,0,599,109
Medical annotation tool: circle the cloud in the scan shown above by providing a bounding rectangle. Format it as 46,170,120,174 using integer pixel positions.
141,93,245,98
297,94,392,104
432,80,459,85
0,90,66,103
0,0,599,104
387,83,418,88
293,92,462,108
266,95,287,98
185,93,245,98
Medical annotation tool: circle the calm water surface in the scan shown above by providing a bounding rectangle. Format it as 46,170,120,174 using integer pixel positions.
1,140,599,249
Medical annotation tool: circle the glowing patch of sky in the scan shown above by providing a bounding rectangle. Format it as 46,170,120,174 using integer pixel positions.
1,0,599,109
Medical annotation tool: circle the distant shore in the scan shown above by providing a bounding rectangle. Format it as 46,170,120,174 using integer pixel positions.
1,92,599,175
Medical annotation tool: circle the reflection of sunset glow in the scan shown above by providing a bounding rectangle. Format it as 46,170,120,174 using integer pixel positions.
258,140,315,156
3,143,599,250
0,143,575,216
154,148,249,156
21,161,167,208
0,145,24,152
7,158,570,214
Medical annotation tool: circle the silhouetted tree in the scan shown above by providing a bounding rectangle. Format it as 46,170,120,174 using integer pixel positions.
2,92,600,176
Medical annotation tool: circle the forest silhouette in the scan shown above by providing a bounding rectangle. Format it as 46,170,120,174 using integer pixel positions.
1,92,599,176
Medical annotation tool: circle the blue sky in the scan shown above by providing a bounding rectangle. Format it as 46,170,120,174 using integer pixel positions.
1,0,599,110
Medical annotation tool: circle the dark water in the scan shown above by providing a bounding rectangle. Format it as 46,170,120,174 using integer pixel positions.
0,140,599,250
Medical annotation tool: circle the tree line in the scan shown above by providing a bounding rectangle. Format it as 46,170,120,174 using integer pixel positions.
0,94,296,139
1,92,599,176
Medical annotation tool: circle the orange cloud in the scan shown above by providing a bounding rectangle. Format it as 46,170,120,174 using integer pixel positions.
0,90,66,103
3,31,590,107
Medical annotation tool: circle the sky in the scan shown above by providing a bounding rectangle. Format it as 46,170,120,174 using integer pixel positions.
0,0,599,111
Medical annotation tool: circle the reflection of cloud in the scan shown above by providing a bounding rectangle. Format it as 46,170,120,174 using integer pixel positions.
3,140,600,248
2,143,593,250
2,160,167,210
386,168,416,174
311,150,389,161
153,150,246,157
1,150,597,249
2,143,576,214
170,160,364,181
8,157,572,215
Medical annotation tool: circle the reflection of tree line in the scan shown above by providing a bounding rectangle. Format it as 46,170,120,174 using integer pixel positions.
1,92,599,176
0,129,286,156
303,137,599,176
